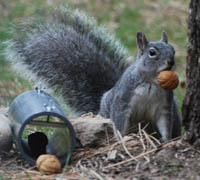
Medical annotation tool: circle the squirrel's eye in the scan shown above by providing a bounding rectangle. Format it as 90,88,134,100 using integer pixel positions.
149,48,157,57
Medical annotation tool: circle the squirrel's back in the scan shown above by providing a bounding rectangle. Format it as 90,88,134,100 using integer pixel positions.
4,7,130,114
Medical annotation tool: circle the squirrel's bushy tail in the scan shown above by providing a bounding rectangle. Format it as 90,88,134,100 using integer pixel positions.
4,7,129,114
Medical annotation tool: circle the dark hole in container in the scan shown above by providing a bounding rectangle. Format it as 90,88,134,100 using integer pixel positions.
20,115,71,161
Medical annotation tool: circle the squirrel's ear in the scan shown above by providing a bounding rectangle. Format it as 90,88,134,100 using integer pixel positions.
136,32,148,54
161,31,168,43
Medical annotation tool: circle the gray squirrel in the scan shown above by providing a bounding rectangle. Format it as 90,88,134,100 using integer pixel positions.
3,7,181,141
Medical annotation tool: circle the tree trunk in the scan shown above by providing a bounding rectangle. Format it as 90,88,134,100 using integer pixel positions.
182,0,200,148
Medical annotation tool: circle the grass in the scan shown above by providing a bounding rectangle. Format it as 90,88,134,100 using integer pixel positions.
0,0,189,109
167,165,182,172
0,176,11,180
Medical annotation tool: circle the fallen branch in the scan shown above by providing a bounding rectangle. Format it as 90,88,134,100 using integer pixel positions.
102,137,181,169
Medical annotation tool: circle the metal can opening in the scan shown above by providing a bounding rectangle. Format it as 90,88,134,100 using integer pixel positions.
9,90,76,166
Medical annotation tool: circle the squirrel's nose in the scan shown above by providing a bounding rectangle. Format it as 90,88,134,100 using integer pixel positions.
167,59,174,67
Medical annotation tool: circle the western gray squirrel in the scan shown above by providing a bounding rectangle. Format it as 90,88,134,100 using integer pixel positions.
3,7,181,141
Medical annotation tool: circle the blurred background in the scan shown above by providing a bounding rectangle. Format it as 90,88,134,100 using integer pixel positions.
0,0,189,112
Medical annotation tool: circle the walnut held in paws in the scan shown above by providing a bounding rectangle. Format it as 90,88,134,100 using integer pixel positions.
157,70,179,90
36,154,62,174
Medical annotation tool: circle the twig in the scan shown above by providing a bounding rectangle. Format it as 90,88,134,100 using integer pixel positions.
89,169,104,180
102,139,179,169
77,160,104,180
105,126,111,146
147,134,161,146
1,156,17,167
116,130,137,160
138,123,146,152
185,141,200,154
142,129,157,149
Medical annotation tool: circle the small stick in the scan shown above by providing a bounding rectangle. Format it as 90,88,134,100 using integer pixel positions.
142,129,157,149
102,139,179,169
138,123,146,152
116,130,137,160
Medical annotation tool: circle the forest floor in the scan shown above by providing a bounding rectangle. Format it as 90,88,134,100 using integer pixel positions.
1,133,200,180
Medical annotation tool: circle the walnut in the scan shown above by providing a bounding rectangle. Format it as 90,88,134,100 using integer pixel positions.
157,70,179,90
36,154,62,174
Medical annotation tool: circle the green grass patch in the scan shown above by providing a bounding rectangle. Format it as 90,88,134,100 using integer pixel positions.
167,165,182,172
0,176,11,180
115,2,145,52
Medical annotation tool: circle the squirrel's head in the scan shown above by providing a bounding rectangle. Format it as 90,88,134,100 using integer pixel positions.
136,32,175,76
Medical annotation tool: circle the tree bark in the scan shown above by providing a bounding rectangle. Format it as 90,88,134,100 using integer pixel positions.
182,0,200,148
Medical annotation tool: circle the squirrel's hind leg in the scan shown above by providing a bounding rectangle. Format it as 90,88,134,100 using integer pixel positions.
171,100,182,138
155,113,173,142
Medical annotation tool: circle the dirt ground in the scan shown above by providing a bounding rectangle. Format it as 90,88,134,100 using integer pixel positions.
1,134,200,180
